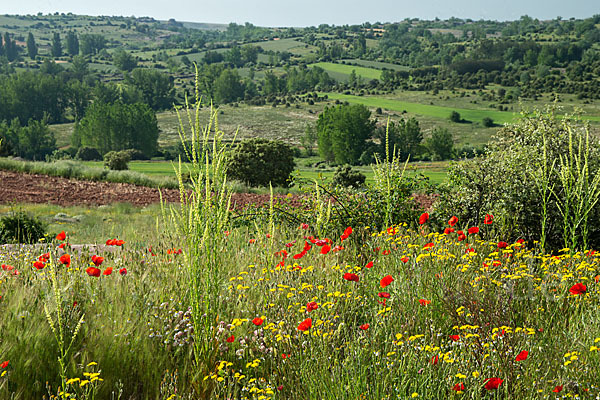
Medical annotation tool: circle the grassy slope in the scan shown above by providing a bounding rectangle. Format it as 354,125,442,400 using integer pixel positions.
310,62,382,81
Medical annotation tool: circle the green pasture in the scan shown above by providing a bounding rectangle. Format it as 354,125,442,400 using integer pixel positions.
310,62,382,81
323,92,519,124
340,59,410,71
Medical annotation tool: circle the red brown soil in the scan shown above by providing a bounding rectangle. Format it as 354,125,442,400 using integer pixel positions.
0,170,435,210
0,170,301,210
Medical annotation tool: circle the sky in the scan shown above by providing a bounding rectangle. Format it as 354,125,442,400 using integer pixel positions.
2,0,599,27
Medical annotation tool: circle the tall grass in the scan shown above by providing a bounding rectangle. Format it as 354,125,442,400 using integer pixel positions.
0,158,179,189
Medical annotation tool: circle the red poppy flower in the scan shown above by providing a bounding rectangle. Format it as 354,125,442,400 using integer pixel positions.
378,292,390,298
484,214,493,224
226,335,235,343
293,250,306,259
301,223,309,230
86,267,101,277
340,227,352,241
343,273,360,282
365,261,374,269
569,283,587,295
595,275,600,283
303,241,312,251
457,234,466,241
39,252,50,261
419,212,429,225
306,301,318,312
430,355,439,365
452,383,465,391
382,250,391,255
320,244,331,255
59,254,71,267
103,267,113,276
33,261,45,270
401,256,409,263
106,239,115,246
277,385,284,391
56,231,66,241
119,268,127,275
418,299,431,306
252,317,264,326
1,360,8,369
449,335,460,342
380,275,394,288
467,227,479,235
448,216,458,226
553,386,563,393
515,350,528,361
58,243,67,249
484,378,503,390
115,239,124,246
497,241,508,249
359,323,370,330
444,227,455,234
248,239,256,244
91,255,104,267
423,242,434,249
297,318,312,331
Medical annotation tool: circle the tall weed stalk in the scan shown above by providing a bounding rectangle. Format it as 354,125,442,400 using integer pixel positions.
162,65,236,392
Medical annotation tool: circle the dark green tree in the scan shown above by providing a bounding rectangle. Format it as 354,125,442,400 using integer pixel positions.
426,127,454,160
51,32,62,57
214,68,244,104
80,34,106,55
227,139,296,187
3,32,18,61
26,32,37,59
74,101,159,157
317,104,375,165
113,49,137,72
127,68,174,110
16,118,57,160
66,31,79,56
374,118,423,161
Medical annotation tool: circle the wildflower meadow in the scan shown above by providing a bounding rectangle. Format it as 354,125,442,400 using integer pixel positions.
1,97,599,399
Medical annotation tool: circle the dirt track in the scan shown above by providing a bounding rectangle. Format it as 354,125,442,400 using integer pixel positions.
0,170,299,209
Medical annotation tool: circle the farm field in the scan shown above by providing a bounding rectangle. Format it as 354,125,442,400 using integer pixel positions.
310,62,383,81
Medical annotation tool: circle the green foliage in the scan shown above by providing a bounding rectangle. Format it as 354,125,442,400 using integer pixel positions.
79,33,106,55
0,118,57,160
51,32,62,57
434,109,600,251
26,32,37,59
482,116,495,127
449,110,462,123
127,68,175,110
66,31,79,56
373,117,422,161
75,146,101,161
332,164,366,188
113,49,137,72
227,138,295,187
214,68,244,104
103,150,130,170
75,101,159,157
425,127,454,161
0,211,47,244
317,103,375,165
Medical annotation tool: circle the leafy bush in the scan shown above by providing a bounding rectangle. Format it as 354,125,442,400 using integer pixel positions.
332,165,366,188
123,148,149,161
103,150,130,171
76,146,102,161
482,116,495,127
0,211,47,244
227,139,295,187
433,109,600,251
449,110,462,123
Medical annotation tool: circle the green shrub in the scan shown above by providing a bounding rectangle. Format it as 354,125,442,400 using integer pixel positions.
103,150,130,171
227,139,295,187
76,146,102,161
449,110,461,123
482,117,495,127
0,211,47,244
433,109,600,251
332,165,366,188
